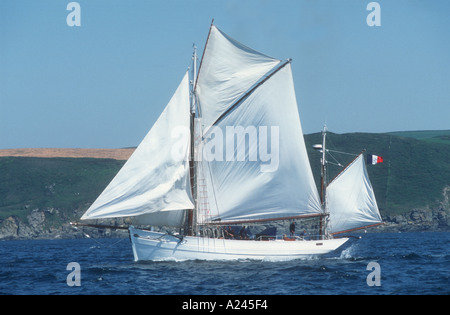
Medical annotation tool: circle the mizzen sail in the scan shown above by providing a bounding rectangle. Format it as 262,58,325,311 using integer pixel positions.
326,153,382,234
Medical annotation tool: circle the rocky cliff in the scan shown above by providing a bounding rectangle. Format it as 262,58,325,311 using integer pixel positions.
379,186,450,232
1,203,448,240
0,208,129,240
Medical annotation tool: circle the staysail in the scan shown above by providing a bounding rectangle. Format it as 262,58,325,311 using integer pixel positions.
326,154,382,234
81,72,194,224
195,26,323,224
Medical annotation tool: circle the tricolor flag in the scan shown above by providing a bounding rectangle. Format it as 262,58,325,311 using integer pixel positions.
367,154,383,165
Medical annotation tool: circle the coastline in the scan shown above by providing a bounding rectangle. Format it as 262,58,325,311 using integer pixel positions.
0,207,448,241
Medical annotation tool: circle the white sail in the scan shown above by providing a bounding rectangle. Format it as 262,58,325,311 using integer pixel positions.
196,25,281,132
81,72,194,221
198,64,322,224
326,154,382,234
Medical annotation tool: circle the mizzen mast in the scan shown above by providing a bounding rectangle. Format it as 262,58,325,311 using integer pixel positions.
314,125,329,238
320,125,327,206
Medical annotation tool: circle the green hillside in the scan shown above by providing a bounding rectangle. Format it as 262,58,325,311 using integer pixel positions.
0,157,124,225
0,131,449,228
387,130,450,145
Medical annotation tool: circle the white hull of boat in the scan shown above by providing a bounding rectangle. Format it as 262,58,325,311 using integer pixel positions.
129,226,349,262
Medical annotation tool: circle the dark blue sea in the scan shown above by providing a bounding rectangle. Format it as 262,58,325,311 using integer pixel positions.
0,232,448,296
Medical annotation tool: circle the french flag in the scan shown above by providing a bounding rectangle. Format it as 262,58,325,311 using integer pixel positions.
367,154,383,165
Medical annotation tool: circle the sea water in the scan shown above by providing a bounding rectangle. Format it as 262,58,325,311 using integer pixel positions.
0,232,448,295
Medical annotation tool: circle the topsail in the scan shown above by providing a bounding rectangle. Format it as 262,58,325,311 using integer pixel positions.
196,26,281,132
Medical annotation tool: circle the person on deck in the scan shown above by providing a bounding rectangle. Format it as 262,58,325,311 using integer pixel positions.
289,221,296,237
239,226,248,240
299,229,307,239
223,226,233,239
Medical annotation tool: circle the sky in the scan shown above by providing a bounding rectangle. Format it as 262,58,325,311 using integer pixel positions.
1,0,449,149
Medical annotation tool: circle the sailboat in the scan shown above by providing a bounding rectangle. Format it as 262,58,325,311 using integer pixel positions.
78,23,382,261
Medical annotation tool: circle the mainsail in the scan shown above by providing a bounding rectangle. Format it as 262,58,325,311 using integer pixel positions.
197,64,322,224
326,154,382,234
81,72,194,225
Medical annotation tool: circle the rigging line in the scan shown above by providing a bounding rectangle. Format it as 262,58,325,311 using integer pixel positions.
202,150,221,223
327,160,343,167
81,230,125,248
326,150,344,168
385,135,392,209
192,119,220,225
203,58,291,139
326,149,359,156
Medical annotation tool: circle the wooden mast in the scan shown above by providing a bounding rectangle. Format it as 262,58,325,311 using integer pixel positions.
187,19,214,236
187,45,198,236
